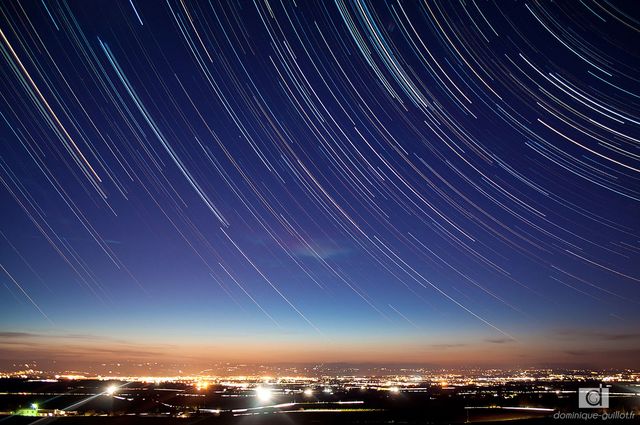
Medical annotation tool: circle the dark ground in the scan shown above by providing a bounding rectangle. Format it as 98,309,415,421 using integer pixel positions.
2,413,639,424
1,378,638,424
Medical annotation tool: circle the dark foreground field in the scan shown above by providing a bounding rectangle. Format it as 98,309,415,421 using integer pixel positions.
2,378,638,424
0,413,584,425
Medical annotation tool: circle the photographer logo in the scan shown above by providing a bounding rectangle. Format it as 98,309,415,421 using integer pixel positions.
578,385,609,408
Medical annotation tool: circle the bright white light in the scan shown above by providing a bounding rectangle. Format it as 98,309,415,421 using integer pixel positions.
106,385,118,396
389,386,400,393
255,387,272,402
303,388,313,397
31,403,38,410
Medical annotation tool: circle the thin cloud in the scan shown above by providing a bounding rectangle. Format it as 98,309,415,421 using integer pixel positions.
485,337,514,344
0,331,37,338
555,329,640,342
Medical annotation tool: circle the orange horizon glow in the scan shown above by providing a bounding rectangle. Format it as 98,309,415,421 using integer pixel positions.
1,330,638,370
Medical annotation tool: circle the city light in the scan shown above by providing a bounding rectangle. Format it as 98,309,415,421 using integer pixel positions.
255,387,272,402
196,381,209,390
3,368,640,420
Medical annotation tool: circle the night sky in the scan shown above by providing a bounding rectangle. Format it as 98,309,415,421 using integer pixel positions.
1,1,639,369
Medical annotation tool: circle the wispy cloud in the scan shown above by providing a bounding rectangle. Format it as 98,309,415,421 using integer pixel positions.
485,337,514,344
554,329,640,342
430,343,467,350
0,331,36,338
0,330,177,361
290,240,352,261
0,330,132,344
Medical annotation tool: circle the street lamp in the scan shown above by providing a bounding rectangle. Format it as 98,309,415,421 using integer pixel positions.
106,385,117,396
255,387,272,403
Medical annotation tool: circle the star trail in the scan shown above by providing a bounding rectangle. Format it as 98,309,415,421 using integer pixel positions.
0,0,639,368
